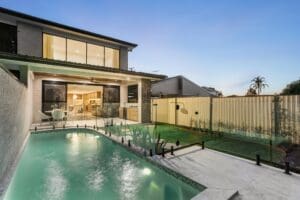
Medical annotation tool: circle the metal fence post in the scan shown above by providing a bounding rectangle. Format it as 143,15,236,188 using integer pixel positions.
171,146,174,155
128,140,131,147
273,95,281,136
285,162,290,174
256,154,261,166
175,97,178,126
209,97,213,134
271,95,281,162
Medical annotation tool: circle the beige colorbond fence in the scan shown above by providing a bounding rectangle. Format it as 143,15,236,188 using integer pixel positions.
151,95,300,144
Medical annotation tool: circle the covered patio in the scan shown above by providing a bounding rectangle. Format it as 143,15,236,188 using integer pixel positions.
0,55,164,127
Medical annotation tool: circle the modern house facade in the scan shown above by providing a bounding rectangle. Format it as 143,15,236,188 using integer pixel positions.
0,7,165,124
151,75,220,97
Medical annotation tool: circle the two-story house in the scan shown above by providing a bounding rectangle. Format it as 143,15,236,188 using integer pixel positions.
0,7,165,124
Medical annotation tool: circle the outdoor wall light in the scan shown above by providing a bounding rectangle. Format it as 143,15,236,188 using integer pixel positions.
180,108,188,114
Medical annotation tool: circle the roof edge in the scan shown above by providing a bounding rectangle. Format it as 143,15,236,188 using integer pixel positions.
0,52,166,80
0,7,138,48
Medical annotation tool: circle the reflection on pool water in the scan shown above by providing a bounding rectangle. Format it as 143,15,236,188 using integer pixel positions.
4,129,203,200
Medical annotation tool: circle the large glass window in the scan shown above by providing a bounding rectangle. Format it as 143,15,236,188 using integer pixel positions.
105,47,119,68
42,33,120,68
87,44,104,66
67,39,86,64
128,85,138,103
43,34,66,61
0,22,17,54
42,81,67,113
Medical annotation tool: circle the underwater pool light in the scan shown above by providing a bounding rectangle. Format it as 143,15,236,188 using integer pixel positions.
142,168,151,176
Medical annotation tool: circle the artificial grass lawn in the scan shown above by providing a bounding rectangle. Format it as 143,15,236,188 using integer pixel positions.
151,124,285,163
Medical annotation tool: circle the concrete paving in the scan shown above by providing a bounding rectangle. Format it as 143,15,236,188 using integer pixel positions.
153,146,300,200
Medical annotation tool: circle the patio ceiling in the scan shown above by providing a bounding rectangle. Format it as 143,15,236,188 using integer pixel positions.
0,60,159,83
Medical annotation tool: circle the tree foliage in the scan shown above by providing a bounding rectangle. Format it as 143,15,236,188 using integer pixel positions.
250,76,268,95
281,79,300,95
245,87,257,96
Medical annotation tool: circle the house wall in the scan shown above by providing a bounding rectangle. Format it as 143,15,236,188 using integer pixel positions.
120,84,128,107
140,79,151,123
119,47,128,70
0,12,129,70
32,75,135,123
17,22,42,57
0,65,33,196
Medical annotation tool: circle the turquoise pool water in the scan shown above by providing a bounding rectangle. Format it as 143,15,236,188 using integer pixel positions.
4,129,203,200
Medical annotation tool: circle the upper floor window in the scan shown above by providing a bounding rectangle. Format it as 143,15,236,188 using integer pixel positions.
87,43,104,66
67,39,86,64
43,33,66,61
42,33,120,68
0,22,17,54
105,47,119,68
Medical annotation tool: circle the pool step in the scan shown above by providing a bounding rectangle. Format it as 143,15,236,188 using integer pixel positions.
191,188,239,200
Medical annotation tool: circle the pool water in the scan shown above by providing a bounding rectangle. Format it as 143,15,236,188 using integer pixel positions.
4,129,203,200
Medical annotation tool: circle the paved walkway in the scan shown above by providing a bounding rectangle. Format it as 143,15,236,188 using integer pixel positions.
153,146,300,200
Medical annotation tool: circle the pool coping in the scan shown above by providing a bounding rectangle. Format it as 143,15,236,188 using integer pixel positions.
30,127,207,197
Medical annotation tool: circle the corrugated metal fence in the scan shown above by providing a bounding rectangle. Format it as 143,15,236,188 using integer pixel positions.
151,95,300,144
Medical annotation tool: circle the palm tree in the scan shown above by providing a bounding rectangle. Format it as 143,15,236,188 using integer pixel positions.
250,76,268,95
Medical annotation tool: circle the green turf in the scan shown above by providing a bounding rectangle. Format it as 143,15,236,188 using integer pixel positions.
147,124,285,163
105,123,286,164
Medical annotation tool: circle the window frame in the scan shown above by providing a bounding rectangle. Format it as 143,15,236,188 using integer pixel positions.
127,84,138,103
42,33,121,68
87,43,105,66
104,46,120,68
42,33,67,61
41,80,68,113
0,22,18,54
66,38,87,64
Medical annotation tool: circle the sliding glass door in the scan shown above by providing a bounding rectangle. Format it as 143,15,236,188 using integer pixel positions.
42,81,67,113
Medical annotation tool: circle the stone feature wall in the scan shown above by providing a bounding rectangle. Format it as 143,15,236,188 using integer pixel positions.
0,66,32,196
141,79,151,123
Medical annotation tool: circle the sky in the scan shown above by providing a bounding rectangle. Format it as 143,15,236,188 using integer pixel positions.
1,0,299,95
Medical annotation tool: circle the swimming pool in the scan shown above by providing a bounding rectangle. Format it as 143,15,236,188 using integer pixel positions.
4,129,204,200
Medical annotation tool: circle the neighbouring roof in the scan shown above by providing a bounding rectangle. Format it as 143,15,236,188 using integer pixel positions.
0,7,137,49
152,75,219,97
0,52,166,80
